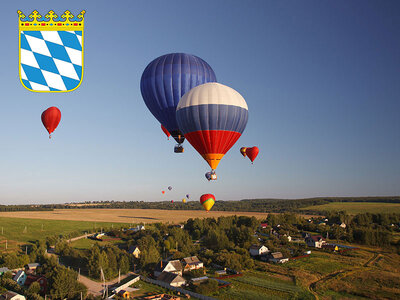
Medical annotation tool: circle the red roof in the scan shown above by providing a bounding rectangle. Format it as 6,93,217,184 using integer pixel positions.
309,235,326,242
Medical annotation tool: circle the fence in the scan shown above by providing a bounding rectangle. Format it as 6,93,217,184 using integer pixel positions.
112,275,140,293
141,276,217,300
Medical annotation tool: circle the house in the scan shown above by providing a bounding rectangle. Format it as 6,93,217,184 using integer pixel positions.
181,256,203,272
268,252,289,263
0,267,10,275
24,275,47,294
154,260,183,277
128,225,145,232
260,223,268,229
0,291,26,300
92,233,105,240
128,245,141,258
305,235,326,248
157,272,186,287
13,271,27,286
24,263,40,273
249,245,269,256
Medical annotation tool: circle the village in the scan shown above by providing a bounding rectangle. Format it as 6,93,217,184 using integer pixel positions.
1,212,387,300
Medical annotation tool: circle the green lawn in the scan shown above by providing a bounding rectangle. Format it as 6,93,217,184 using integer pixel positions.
300,202,400,214
70,237,125,250
0,216,128,244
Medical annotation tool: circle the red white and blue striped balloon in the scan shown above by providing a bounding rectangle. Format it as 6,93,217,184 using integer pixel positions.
176,83,248,170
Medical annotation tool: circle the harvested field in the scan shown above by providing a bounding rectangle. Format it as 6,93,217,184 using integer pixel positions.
0,208,274,224
300,202,400,214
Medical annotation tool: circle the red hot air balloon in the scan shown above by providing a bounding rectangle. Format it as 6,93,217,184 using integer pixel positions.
161,124,171,140
41,107,61,138
246,146,259,163
162,191,165,194
200,194,215,212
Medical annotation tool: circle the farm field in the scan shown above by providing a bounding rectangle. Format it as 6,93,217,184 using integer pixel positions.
212,270,308,299
0,208,274,224
300,202,400,214
0,216,128,244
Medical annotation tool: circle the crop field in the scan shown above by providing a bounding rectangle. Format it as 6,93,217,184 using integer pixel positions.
0,216,128,244
300,202,400,214
213,270,307,300
0,208,272,224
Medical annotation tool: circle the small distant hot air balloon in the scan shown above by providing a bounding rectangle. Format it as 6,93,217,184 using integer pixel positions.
161,125,171,140
186,194,190,199
240,147,247,158
41,107,61,138
182,198,187,203
177,83,248,180
162,191,165,194
171,200,174,204
246,146,259,163
200,194,215,212
168,186,172,191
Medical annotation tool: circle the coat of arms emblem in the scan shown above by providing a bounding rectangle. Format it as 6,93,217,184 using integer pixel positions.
18,10,85,92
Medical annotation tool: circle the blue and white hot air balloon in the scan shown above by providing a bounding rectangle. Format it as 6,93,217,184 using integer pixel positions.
176,83,248,178
140,53,217,151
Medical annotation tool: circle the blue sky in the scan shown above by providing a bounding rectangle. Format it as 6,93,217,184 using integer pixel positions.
1,0,399,204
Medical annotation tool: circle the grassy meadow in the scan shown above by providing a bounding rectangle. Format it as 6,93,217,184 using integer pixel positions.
300,202,400,214
0,216,128,244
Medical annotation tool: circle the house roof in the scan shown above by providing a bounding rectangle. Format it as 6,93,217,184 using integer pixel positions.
155,260,182,272
0,291,23,300
26,263,39,269
24,275,46,287
13,270,25,281
0,267,9,273
128,245,140,253
308,235,326,242
269,252,283,259
157,272,185,284
249,244,265,250
182,256,201,264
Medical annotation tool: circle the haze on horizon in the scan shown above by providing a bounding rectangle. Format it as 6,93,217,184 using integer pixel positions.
0,0,399,205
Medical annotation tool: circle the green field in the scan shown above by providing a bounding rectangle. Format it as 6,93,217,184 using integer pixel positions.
0,216,128,244
213,270,308,300
300,202,400,214
70,236,125,250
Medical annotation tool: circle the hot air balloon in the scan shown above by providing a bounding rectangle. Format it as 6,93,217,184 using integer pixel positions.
162,191,165,194
177,83,248,179
168,186,172,191
161,125,171,140
171,200,174,204
240,147,247,158
246,146,259,163
41,107,61,138
186,194,190,199
140,53,217,153
200,194,215,212
205,171,217,181
182,198,187,203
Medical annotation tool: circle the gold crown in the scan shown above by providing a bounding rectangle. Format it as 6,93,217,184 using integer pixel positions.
17,10,85,31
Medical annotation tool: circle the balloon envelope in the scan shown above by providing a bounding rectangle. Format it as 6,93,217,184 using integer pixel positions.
168,186,172,191
162,191,165,194
141,53,217,144
177,83,248,170
247,146,259,163
161,125,171,139
182,198,186,203
240,147,247,157
200,194,215,212
186,194,190,199
41,107,61,136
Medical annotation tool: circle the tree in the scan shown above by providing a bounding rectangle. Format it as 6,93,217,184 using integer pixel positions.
28,281,41,294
